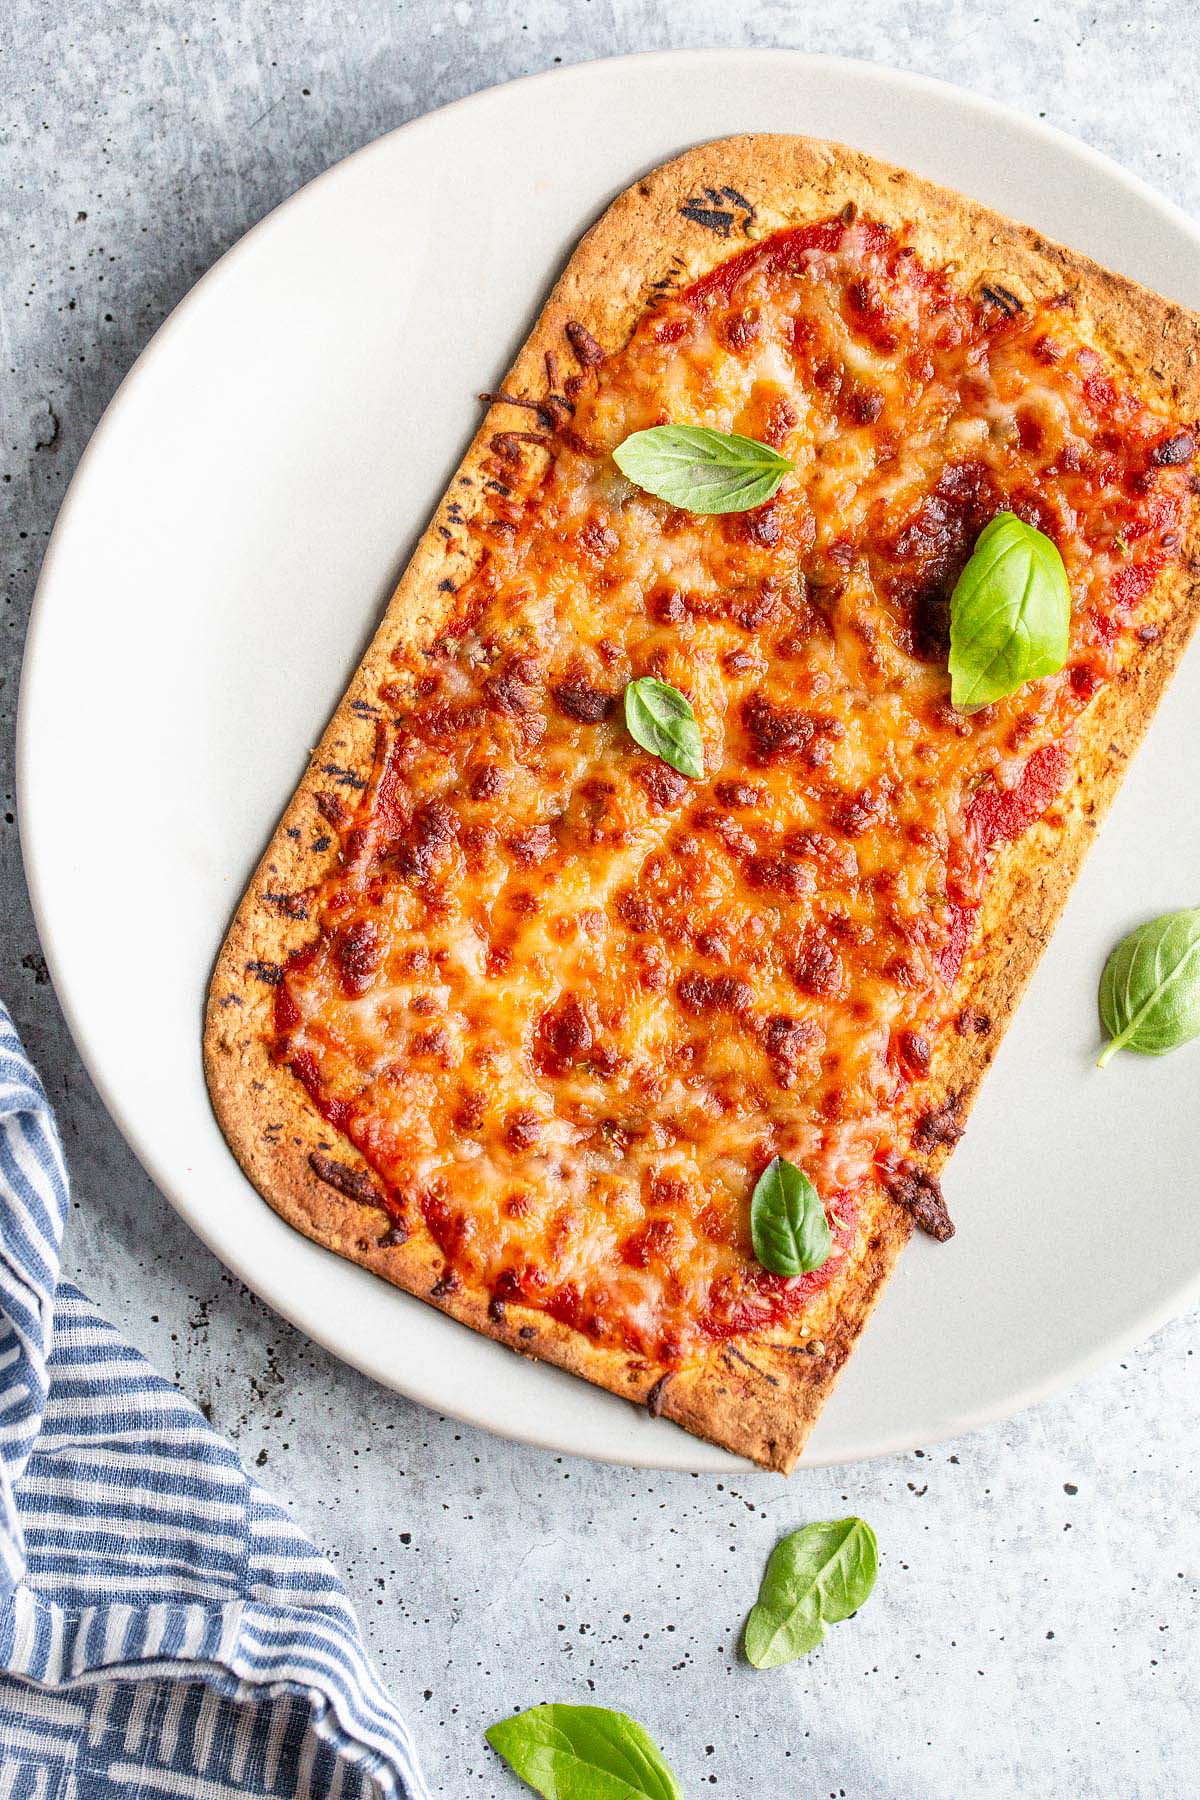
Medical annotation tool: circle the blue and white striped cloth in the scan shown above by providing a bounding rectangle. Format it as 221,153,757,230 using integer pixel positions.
0,1000,430,1798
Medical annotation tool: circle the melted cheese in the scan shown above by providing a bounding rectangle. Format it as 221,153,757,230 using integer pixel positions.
275,218,1193,1361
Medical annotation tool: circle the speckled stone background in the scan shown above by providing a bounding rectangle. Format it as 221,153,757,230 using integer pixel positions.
3,4,1199,1795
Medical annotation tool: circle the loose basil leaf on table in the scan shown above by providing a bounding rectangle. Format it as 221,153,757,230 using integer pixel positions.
750,1155,832,1277
485,1703,682,1800
613,424,792,514
948,512,1071,712
744,1517,879,1670
623,677,704,779
1097,905,1200,1066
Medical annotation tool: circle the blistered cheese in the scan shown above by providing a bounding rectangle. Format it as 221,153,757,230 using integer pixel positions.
275,218,1193,1360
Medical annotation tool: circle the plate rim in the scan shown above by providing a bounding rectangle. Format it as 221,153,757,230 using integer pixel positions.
18,46,1200,1472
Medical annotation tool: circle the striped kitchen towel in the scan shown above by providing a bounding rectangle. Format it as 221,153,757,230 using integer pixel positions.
0,999,430,1798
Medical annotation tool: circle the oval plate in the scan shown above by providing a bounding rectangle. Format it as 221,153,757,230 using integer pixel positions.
19,50,1200,1471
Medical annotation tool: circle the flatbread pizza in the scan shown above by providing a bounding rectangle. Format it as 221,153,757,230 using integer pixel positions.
205,136,1200,1470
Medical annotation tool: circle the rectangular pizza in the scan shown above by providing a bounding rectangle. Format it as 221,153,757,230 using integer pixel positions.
204,135,1200,1471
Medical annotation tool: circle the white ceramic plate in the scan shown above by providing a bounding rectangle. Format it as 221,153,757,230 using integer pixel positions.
20,51,1200,1472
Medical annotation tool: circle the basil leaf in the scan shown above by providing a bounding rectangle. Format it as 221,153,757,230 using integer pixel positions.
744,1517,879,1669
750,1156,831,1277
485,1703,682,1800
613,425,792,514
1098,905,1200,1066
623,678,704,779
948,512,1071,712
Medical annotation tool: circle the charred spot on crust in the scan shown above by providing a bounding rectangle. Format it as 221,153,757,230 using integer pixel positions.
245,959,282,987
679,186,755,239
645,1372,673,1417
430,1270,461,1299
308,1151,379,1207
320,762,367,791
723,1342,780,1386
680,202,737,237
565,319,605,367
479,387,559,431
912,1091,965,1154
882,1157,955,1241
489,432,548,466
980,282,1023,316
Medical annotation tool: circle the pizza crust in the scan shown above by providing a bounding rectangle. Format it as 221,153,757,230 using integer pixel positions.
204,134,1200,1472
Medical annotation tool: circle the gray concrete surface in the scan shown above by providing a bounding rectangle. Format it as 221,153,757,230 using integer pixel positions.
3,4,1198,1795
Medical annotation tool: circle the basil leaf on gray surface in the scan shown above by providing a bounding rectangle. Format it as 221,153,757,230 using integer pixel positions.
485,1703,682,1800
613,424,792,514
948,512,1071,712
744,1517,879,1669
623,678,704,778
750,1156,832,1277
1098,905,1200,1066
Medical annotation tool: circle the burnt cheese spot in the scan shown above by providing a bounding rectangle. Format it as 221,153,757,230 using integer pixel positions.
534,995,594,1078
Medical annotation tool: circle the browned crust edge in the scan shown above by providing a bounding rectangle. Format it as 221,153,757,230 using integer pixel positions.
203,133,1200,1473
